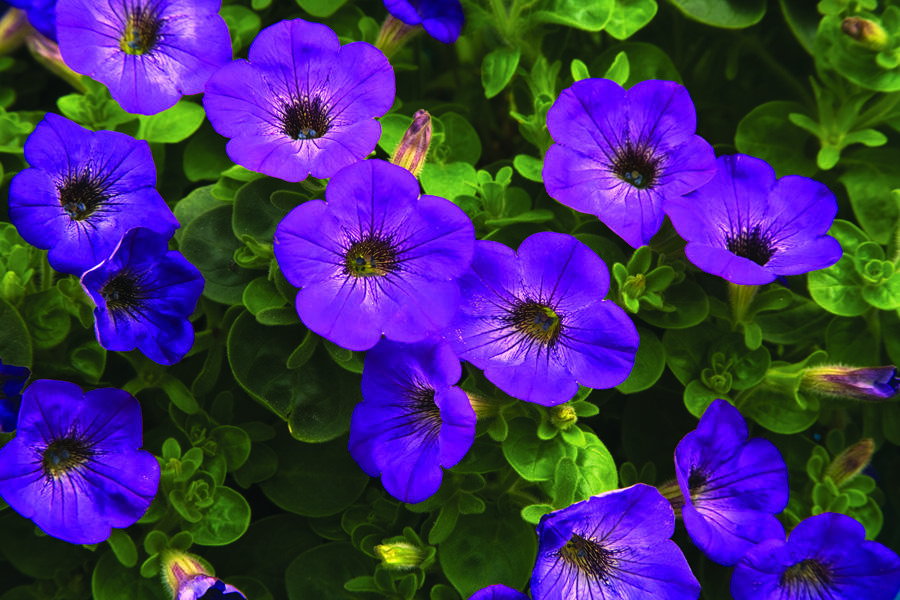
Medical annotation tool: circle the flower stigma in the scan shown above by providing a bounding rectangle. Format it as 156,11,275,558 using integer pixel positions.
612,141,660,190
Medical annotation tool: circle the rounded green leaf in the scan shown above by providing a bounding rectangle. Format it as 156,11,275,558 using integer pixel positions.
593,42,681,87
617,327,665,394
502,419,570,481
736,101,818,177
808,256,868,317
669,0,766,28
0,296,31,368
531,0,613,31
186,486,251,546
285,542,377,600
638,280,709,329
136,100,205,143
92,552,166,600
482,47,521,99
606,0,658,40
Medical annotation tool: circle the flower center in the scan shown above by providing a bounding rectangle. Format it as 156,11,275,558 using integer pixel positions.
101,270,150,318
687,466,708,501
781,559,833,593
119,4,162,55
725,225,776,266
611,141,661,189
280,95,332,141
507,300,562,347
343,236,399,278
559,534,618,583
42,437,93,478
404,382,442,442
58,170,108,221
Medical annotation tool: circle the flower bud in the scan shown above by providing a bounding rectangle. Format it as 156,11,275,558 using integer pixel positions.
549,404,578,430
375,541,425,570
800,365,899,401
25,31,86,92
391,110,432,177
375,15,419,58
0,8,29,56
841,17,889,51
825,438,875,487
162,551,246,600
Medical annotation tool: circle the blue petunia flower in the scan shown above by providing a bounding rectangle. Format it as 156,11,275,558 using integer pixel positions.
6,0,55,39
448,231,638,406
383,0,464,43
468,584,529,600
665,154,843,285
543,78,716,249
0,359,30,433
56,0,232,115
732,512,900,600
81,227,203,365
0,380,160,544
675,399,789,566
531,484,701,600
204,18,395,182
274,159,474,351
8,113,178,275
349,339,475,503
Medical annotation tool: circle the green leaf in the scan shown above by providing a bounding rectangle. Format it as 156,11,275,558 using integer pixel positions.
180,205,255,305
185,486,251,546
808,256,868,317
570,58,591,82
684,380,722,418
551,456,578,507
420,162,478,201
638,279,709,329
0,296,31,368
531,0,613,31
286,542,377,600
617,327,665,394
839,163,900,245
826,316,880,365
606,0,658,40
243,277,288,316
502,419,569,481
183,123,233,182
440,505,537,599
735,101,818,177
135,100,205,143
570,433,617,500
22,287,70,350
482,47,521,99
512,154,543,182
159,375,200,414
106,530,137,568
669,0,766,28
0,512,87,579
441,113,482,165
295,0,349,17
261,434,367,517
91,552,166,600
593,42,681,87
233,177,303,245
220,5,262,52
173,185,224,243
779,0,819,53
210,425,252,472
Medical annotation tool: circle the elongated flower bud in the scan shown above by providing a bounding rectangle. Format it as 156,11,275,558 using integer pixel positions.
375,541,426,570
841,17,889,51
25,31,86,92
391,109,432,177
0,8,29,56
162,551,246,600
825,438,875,487
375,15,419,58
801,365,899,401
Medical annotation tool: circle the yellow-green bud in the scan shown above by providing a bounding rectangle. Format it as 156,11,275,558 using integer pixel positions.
375,15,419,58
375,542,425,570
841,17,889,51
825,438,875,487
550,404,578,430
391,110,432,178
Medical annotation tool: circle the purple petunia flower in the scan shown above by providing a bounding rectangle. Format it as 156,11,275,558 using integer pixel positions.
81,227,203,365
0,380,160,544
204,18,394,182
176,577,245,600
447,231,638,406
665,154,843,285
468,584,529,600
732,512,900,600
8,113,178,275
274,159,474,351
56,0,232,115
348,339,475,503
163,551,247,600
675,399,789,566
383,0,464,43
543,78,716,249
6,0,55,39
531,484,701,600
0,359,30,433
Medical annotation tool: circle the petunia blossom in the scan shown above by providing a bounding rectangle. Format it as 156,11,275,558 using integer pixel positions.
383,0,464,44
0,380,160,544
56,0,232,115
665,154,843,285
8,113,178,275
675,399,789,565
731,512,900,600
274,159,474,351
204,18,394,182
81,227,204,365
531,484,701,600
543,78,716,248
349,339,475,503
448,231,638,406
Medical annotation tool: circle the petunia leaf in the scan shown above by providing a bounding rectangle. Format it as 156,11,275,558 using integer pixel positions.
502,419,569,481
668,0,766,28
617,327,665,394
91,551,166,600
605,0,658,40
530,0,614,32
735,101,818,177
482,47,521,99
135,100,205,144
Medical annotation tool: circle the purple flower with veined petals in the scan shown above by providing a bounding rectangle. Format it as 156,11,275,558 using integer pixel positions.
666,154,843,285
204,18,394,182
0,359,30,433
468,584,529,600
675,399,789,566
543,78,716,248
8,113,178,275
384,0,464,43
274,159,474,351
81,227,204,365
56,0,232,115
0,380,160,544
6,0,55,39
531,484,700,600
349,339,475,503
732,512,900,600
447,231,638,406
177,576,246,600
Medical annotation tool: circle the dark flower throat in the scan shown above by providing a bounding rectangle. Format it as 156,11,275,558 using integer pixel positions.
42,436,94,478
281,95,331,140
559,534,618,583
101,271,150,318
612,141,660,189
725,225,776,266
58,170,108,221
403,381,442,443
507,300,562,347
119,3,162,56
343,235,399,278
781,559,833,594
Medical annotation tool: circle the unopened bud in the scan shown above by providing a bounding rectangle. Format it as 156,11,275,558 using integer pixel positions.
391,110,432,177
162,551,246,600
466,392,496,418
375,15,419,58
550,404,578,430
0,8,29,56
375,542,425,570
621,273,646,299
825,438,875,487
801,365,899,401
25,31,86,91
841,17,888,51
